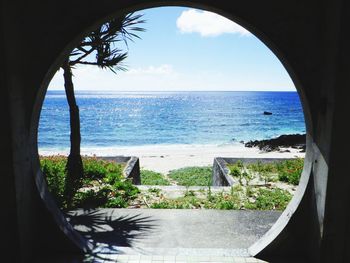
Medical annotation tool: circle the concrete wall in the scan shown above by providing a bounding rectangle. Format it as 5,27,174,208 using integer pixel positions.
1,0,349,262
125,157,141,185
212,158,237,186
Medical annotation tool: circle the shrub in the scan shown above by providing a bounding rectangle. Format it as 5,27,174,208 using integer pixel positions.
229,165,241,177
113,179,140,200
40,156,66,207
105,196,128,208
40,155,134,209
83,158,124,183
83,158,108,180
277,158,304,185
73,186,111,208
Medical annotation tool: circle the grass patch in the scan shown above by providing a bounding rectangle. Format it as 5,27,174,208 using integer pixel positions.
168,166,212,186
140,169,170,185
40,155,139,209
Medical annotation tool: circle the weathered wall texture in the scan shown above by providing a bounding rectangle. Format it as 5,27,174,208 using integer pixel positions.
212,158,236,186
1,0,349,262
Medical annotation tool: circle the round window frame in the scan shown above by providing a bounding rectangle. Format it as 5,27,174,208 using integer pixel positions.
29,1,314,256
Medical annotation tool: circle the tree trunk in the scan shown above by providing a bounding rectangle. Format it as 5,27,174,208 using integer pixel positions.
62,60,83,207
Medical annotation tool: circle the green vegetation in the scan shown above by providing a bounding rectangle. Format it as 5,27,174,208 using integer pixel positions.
140,166,212,186
247,161,277,174
276,158,304,185
40,155,139,209
168,166,212,186
244,188,292,210
148,185,292,210
40,156,66,206
140,169,171,185
142,160,300,210
227,158,303,186
42,157,301,211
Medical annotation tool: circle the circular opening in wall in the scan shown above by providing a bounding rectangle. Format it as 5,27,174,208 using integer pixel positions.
32,4,312,261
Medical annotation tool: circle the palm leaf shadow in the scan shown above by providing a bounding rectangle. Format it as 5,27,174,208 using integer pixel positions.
66,209,158,252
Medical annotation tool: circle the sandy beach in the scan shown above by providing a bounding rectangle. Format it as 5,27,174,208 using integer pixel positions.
40,144,305,174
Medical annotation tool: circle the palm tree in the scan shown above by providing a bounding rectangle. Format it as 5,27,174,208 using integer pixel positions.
62,13,145,206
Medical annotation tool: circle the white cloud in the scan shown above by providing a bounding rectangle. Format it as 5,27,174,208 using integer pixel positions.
176,9,251,37
127,64,174,75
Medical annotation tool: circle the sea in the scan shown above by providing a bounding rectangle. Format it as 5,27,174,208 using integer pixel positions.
38,90,305,154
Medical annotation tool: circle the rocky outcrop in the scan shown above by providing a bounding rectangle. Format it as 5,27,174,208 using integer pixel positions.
263,111,272,115
245,134,306,152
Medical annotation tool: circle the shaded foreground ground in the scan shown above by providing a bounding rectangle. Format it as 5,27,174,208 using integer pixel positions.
35,208,306,262
66,208,281,256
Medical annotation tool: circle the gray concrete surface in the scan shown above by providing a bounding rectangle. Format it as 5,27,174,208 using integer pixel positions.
66,209,281,256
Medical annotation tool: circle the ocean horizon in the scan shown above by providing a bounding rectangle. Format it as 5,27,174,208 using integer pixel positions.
38,90,305,154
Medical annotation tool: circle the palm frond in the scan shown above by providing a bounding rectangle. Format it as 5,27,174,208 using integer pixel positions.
70,12,145,73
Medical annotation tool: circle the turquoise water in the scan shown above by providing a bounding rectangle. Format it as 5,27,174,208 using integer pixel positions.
38,91,305,152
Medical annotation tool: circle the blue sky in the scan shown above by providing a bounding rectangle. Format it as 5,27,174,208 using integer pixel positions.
49,7,295,91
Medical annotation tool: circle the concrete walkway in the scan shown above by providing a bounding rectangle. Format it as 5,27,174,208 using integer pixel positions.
65,208,281,262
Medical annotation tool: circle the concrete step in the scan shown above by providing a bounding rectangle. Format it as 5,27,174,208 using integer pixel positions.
37,253,269,263
84,251,267,263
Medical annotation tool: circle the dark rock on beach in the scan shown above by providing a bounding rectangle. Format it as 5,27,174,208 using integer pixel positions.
245,134,306,152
